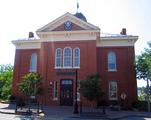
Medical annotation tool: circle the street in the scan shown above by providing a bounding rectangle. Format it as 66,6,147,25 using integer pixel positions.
0,113,43,120
0,113,151,120
118,117,151,120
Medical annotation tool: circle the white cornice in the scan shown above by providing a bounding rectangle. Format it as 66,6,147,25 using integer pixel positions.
37,30,100,35
37,30,100,42
12,35,138,49
100,36,138,40
12,39,41,49
97,36,138,47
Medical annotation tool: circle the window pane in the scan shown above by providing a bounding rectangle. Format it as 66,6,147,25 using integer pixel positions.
108,52,116,71
55,48,62,68
109,81,117,100
64,48,72,67
73,48,80,68
30,53,37,72
53,81,58,99
109,63,116,70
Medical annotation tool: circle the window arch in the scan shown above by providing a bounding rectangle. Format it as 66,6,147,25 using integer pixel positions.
30,53,37,72
73,48,80,68
108,52,116,71
55,48,62,68
63,47,72,68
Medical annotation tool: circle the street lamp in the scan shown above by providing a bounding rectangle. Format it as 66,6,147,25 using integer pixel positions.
73,69,79,114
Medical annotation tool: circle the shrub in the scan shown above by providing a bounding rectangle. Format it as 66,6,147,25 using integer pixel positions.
132,101,150,111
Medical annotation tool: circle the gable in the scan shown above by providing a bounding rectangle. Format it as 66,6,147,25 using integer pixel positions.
36,12,100,33
52,22,85,31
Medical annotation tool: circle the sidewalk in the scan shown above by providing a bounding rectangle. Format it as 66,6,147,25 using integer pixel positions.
0,102,151,120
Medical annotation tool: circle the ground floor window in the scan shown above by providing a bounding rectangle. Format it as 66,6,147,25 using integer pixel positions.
53,81,58,100
109,81,117,100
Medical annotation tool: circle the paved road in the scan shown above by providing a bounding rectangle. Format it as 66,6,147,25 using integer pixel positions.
119,116,151,120
0,113,151,120
0,113,43,120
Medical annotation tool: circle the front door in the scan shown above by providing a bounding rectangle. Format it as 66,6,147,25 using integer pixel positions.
60,79,73,106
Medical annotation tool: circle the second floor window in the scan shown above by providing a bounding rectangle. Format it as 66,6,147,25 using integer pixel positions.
73,48,80,68
63,47,72,68
108,52,116,71
30,53,37,72
55,48,62,68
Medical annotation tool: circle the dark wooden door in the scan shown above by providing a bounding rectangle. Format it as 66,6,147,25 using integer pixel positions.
60,79,73,106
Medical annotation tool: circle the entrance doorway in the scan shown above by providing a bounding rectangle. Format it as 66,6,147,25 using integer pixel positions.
60,79,73,106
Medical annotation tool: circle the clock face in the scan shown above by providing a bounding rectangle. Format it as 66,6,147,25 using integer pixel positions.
64,21,72,30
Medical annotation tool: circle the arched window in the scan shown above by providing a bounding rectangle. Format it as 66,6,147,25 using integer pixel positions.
55,48,62,68
73,48,80,68
30,53,37,72
63,47,72,68
108,52,116,71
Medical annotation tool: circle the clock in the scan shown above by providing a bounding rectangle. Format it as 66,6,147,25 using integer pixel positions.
64,21,72,30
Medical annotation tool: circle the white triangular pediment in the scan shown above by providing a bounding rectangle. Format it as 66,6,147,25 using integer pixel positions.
36,12,100,32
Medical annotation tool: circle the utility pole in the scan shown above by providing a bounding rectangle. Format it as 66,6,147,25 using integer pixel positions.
146,77,150,112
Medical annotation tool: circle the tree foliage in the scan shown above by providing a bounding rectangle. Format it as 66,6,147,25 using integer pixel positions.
19,72,42,97
0,64,13,100
136,43,151,112
138,87,151,101
136,43,151,81
80,74,103,102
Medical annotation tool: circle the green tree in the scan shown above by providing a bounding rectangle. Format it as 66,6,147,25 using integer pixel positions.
19,72,42,97
136,42,151,112
136,43,151,80
0,64,13,100
138,87,151,101
18,72,43,113
80,74,103,104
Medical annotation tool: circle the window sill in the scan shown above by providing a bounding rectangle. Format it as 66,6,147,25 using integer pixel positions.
29,70,37,72
73,67,80,69
53,98,58,101
55,67,62,69
108,69,117,72
109,98,118,100
54,67,80,69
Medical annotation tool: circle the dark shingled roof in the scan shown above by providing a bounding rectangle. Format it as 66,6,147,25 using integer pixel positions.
74,12,87,22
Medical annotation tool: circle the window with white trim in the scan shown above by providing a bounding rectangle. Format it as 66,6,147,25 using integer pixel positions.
55,48,62,68
63,47,72,68
53,81,58,100
108,52,117,71
109,81,117,100
73,48,80,68
30,53,37,72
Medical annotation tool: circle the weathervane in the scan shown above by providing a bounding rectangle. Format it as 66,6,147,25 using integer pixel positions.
77,0,79,13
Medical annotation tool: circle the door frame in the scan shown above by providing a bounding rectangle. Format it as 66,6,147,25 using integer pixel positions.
60,79,73,106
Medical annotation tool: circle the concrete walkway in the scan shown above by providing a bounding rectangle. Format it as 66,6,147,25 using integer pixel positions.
0,103,151,120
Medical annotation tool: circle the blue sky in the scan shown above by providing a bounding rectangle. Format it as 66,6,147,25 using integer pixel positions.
0,0,150,86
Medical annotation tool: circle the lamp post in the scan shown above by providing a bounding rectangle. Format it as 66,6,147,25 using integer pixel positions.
73,69,79,114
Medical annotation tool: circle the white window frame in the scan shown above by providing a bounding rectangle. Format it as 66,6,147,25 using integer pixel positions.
73,48,80,68
109,81,118,100
108,52,117,71
55,48,62,68
29,53,37,72
63,47,72,68
53,81,58,100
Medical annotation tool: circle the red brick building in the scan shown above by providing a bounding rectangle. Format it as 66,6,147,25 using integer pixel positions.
12,12,138,107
